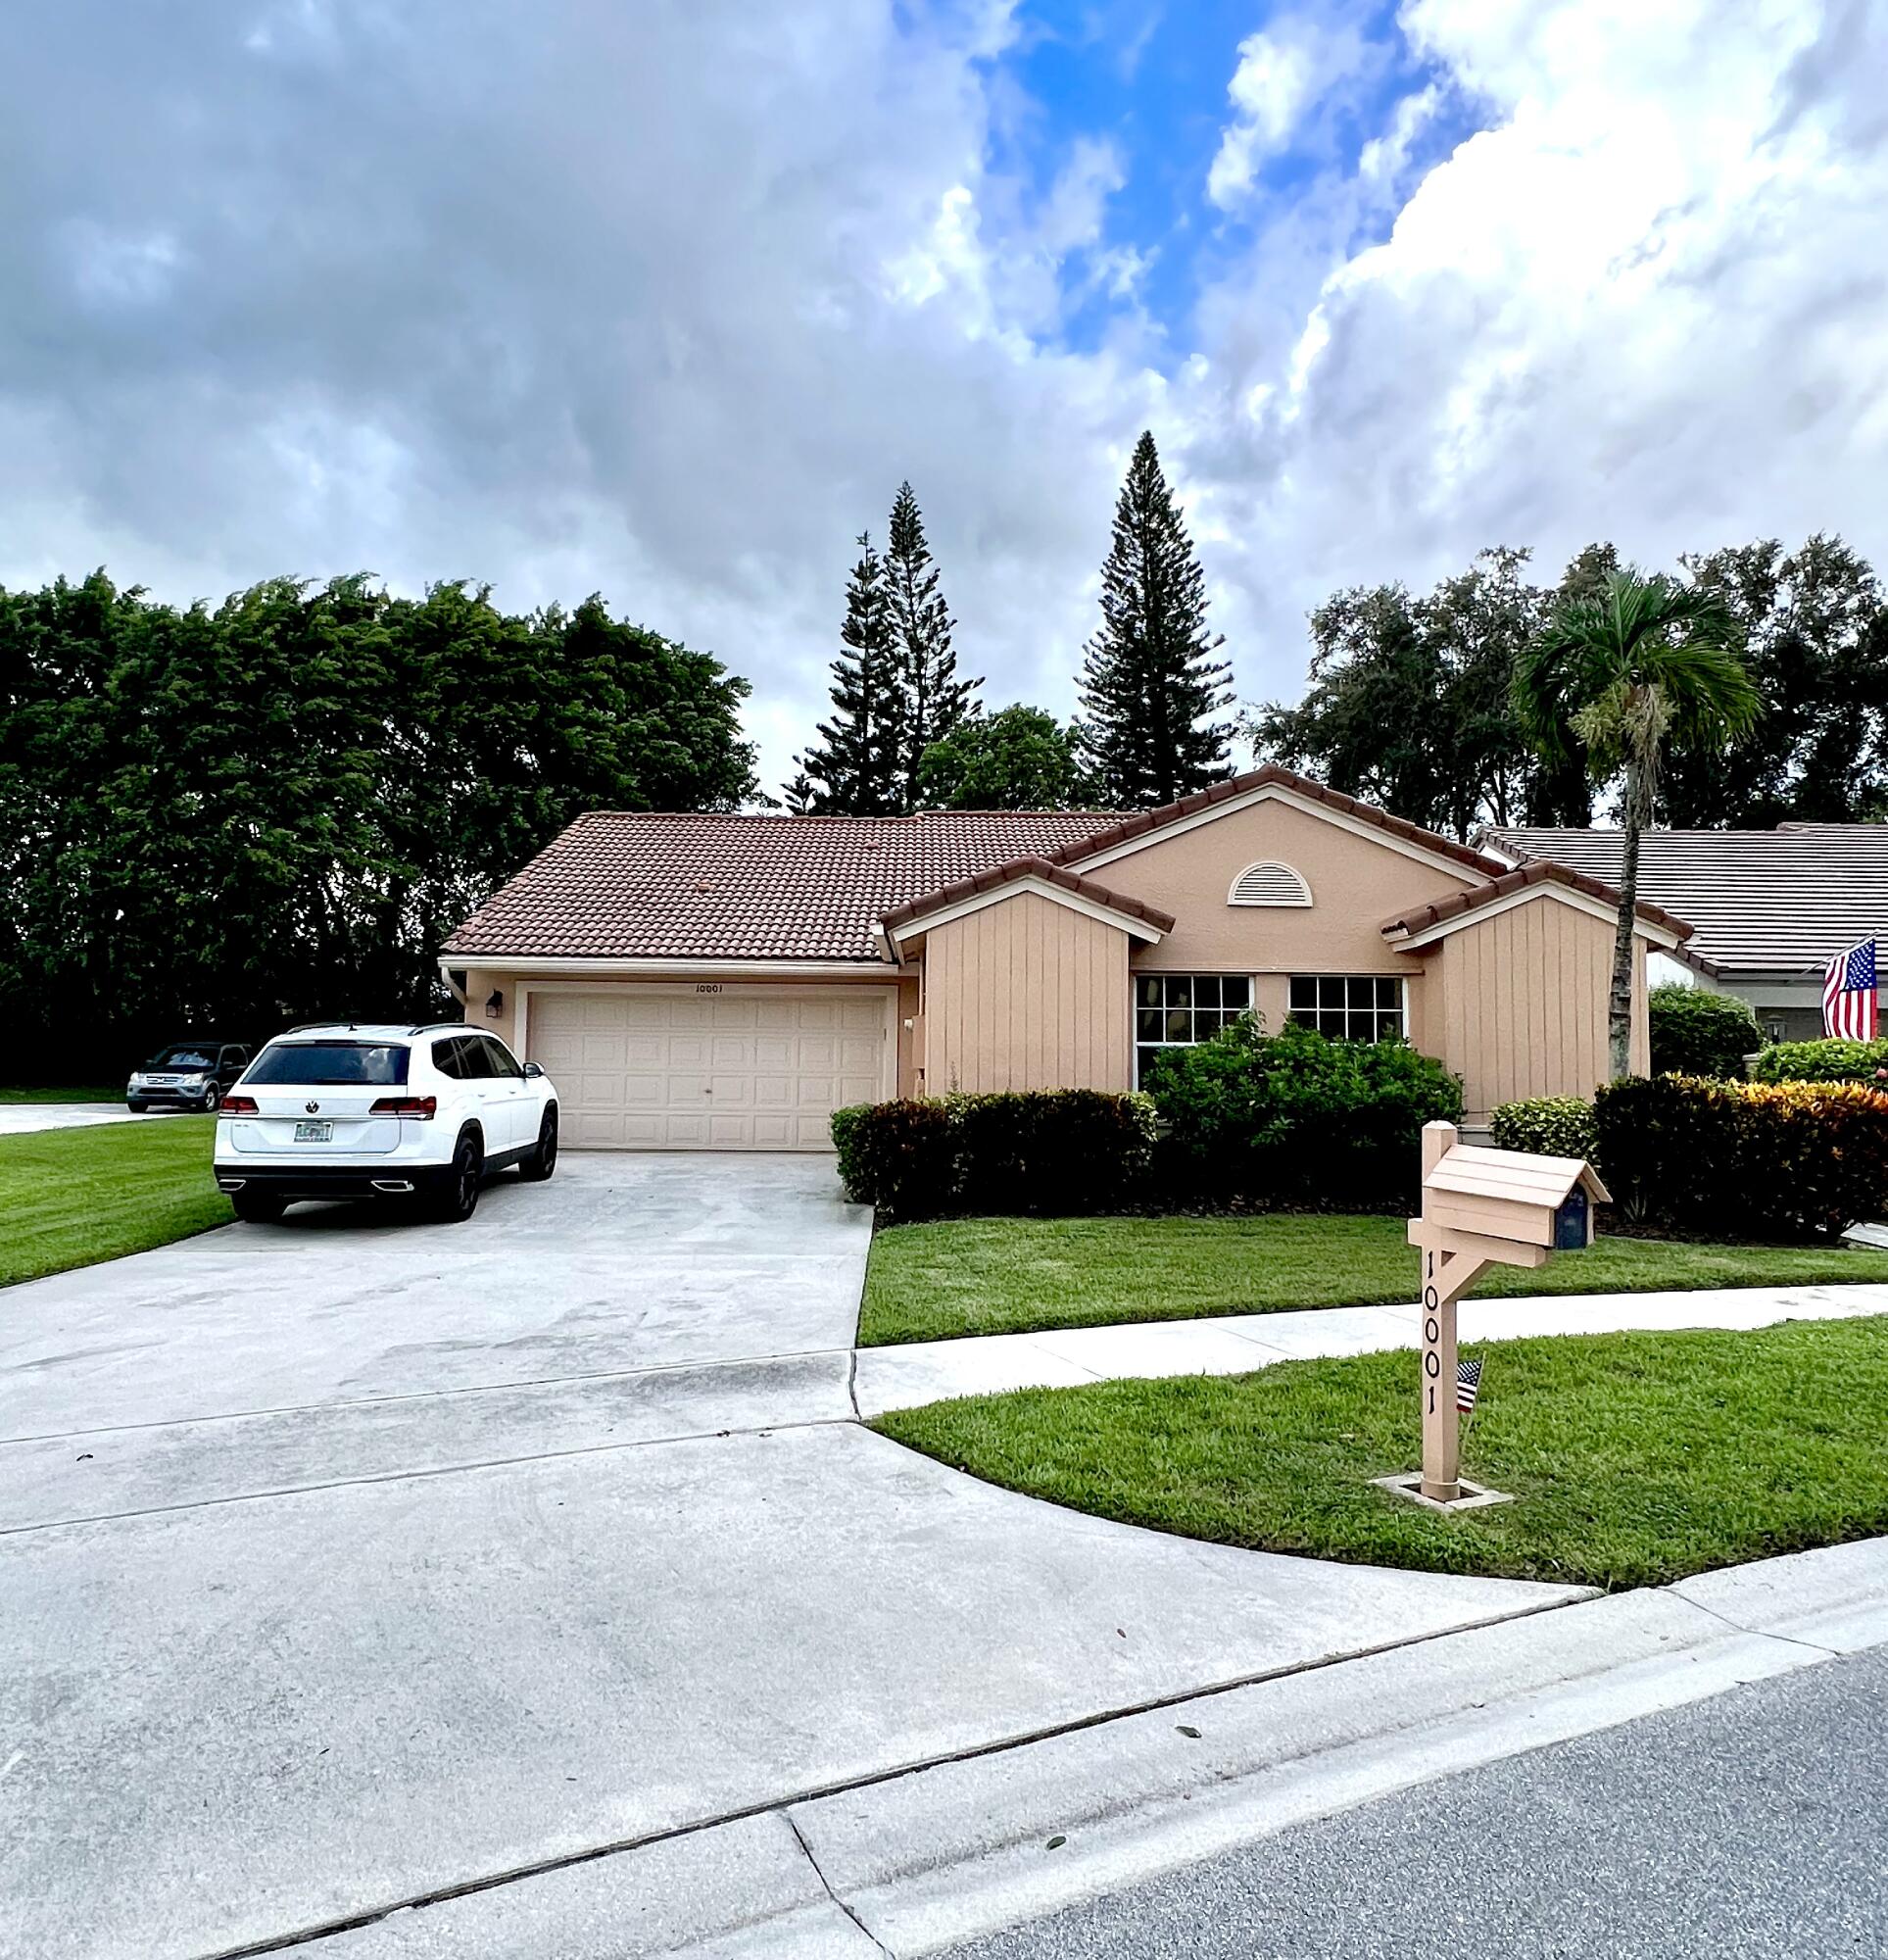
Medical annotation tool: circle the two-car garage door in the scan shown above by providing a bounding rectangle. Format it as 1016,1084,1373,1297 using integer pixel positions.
525,987,893,1151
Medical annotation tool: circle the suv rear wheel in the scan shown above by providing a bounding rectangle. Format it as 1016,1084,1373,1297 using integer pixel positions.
518,1108,558,1182
431,1130,483,1223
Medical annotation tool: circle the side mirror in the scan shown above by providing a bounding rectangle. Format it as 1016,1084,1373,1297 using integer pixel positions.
522,1060,545,1080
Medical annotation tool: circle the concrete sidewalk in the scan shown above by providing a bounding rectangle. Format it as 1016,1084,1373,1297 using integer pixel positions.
0,1101,163,1136
854,1280,1888,1416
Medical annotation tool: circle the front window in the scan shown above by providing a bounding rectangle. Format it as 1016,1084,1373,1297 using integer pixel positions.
1289,975,1406,1041
245,1042,411,1087
1136,973,1252,1085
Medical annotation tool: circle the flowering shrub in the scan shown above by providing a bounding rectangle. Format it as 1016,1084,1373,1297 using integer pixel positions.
1594,1074,1888,1240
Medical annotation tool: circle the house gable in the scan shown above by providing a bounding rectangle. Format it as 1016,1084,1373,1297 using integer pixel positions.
1070,790,1481,976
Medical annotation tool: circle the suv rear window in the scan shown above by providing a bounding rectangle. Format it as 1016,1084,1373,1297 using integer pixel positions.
245,1042,411,1087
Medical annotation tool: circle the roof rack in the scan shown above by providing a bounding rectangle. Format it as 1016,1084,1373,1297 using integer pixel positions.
407,1021,468,1037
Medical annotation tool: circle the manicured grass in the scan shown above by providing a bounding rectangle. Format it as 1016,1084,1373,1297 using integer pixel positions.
0,1085,121,1102
858,1213,1888,1347
0,1117,231,1287
876,1317,1888,1590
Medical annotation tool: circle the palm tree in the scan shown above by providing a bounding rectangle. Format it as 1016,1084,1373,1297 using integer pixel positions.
1514,569,1759,1079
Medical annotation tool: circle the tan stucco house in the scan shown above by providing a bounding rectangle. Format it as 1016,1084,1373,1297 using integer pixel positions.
442,764,1689,1152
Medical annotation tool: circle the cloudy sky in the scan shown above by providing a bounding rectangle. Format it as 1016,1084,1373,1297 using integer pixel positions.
5,0,1886,794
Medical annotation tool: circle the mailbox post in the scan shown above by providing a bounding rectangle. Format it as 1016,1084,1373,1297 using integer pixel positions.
1398,1120,1609,1507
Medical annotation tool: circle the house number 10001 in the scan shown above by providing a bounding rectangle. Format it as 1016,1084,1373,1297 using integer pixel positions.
695,983,724,995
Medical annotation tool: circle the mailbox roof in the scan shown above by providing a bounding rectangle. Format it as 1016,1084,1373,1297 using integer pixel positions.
1428,1143,1612,1208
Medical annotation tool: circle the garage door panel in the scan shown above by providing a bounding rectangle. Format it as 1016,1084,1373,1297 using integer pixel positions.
528,989,888,1151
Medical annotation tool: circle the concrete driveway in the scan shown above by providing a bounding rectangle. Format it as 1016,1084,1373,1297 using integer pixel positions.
0,1155,1582,1960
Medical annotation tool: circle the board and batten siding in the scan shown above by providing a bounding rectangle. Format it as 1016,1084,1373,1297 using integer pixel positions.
920,891,1133,1094
1432,896,1648,1121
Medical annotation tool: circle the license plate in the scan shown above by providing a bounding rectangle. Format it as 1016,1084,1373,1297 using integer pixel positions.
294,1121,333,1143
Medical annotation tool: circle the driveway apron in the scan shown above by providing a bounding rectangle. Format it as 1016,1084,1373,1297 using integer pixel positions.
0,1154,1581,1960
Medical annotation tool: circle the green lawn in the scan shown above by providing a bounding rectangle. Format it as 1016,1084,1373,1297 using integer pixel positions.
0,1085,121,1102
0,1117,232,1287
859,1213,1888,1347
876,1317,1888,1590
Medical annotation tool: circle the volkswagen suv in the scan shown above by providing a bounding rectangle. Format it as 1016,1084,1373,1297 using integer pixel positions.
214,1024,558,1224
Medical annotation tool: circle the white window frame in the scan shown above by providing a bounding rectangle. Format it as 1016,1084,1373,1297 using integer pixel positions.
1133,972,1256,1086
1287,974,1409,1043
1227,860,1313,907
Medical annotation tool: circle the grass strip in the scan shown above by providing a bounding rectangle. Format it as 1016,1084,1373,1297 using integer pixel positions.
876,1317,1888,1589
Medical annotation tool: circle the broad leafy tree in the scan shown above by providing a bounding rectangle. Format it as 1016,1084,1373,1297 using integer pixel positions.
0,572,755,1075
916,704,1102,810
883,482,979,810
1514,568,1758,1079
1077,430,1234,808
790,533,904,814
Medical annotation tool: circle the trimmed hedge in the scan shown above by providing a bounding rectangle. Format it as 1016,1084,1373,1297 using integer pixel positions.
1489,1095,1598,1162
831,1090,1157,1222
1594,1074,1888,1241
1647,983,1761,1079
1145,1018,1463,1212
1750,1037,1888,1085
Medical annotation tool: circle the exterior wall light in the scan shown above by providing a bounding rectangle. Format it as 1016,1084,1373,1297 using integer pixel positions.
484,989,504,1020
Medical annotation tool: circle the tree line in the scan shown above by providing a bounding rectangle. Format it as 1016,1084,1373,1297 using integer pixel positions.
0,572,754,1070
1250,534,1888,836
786,431,1235,814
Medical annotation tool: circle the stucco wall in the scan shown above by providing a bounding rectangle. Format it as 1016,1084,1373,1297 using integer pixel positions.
1089,794,1475,978
919,891,1133,1093
1429,897,1649,1121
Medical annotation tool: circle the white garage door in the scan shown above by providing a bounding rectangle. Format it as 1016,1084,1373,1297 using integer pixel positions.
526,988,892,1151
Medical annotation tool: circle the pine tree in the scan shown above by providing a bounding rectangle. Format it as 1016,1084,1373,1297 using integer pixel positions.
789,533,903,814
883,480,979,811
1077,430,1234,808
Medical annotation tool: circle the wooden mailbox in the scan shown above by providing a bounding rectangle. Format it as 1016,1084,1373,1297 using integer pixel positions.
1403,1121,1610,1506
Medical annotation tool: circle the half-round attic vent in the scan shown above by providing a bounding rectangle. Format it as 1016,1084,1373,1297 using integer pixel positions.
1229,860,1313,907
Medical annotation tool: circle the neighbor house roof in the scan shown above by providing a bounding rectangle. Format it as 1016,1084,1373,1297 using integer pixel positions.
1380,859,1692,949
443,809,1125,962
1478,824,1888,976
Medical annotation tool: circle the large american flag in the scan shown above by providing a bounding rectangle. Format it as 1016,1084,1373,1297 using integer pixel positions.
1822,940,1879,1041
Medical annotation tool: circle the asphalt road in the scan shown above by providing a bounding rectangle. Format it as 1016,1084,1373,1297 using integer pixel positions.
942,1642,1888,1960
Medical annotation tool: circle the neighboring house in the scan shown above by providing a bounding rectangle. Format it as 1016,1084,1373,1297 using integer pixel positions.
443,764,1687,1151
1478,823,1888,1043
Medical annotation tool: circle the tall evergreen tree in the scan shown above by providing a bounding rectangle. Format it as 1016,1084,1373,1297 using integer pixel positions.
1077,430,1233,808
789,533,903,814
883,481,978,810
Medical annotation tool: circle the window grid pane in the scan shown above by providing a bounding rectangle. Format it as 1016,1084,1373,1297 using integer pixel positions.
1135,972,1257,1087
1286,974,1405,1042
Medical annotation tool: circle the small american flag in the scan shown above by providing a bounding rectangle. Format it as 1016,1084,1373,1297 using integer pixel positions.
1822,940,1879,1041
1456,1358,1482,1414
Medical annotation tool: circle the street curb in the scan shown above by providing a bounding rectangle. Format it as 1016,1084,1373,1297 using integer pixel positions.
310,1537,1888,1959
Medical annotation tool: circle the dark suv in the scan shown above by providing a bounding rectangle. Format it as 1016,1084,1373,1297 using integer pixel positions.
127,1042,252,1113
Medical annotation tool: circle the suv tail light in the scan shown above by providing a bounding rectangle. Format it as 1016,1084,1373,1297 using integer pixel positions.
369,1095,438,1120
221,1094,260,1115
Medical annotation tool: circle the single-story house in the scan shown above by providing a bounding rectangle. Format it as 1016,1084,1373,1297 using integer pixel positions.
1478,822,1888,1043
443,764,1688,1151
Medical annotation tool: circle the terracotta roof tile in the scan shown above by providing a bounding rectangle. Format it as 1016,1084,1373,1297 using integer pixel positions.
444,810,1126,963
1380,859,1693,943
878,857,1177,939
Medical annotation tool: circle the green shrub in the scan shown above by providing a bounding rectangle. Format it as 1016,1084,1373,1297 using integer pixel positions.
1647,983,1762,1078
1489,1095,1598,1161
1146,1018,1463,1211
1750,1037,1888,1085
948,1090,1157,1215
831,1090,1157,1222
831,1099,956,1221
1594,1074,1888,1241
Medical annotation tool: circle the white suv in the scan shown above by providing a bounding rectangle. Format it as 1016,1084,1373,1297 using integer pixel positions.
214,1023,558,1224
